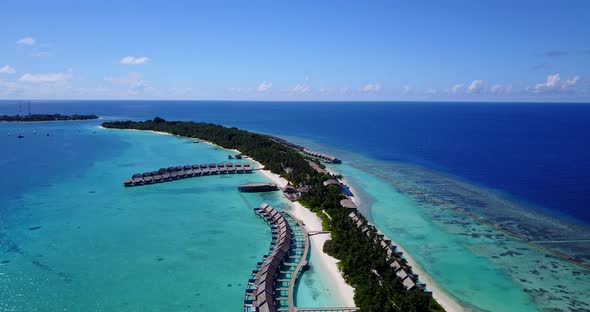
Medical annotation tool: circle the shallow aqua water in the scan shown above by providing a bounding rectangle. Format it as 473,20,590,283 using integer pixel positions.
0,123,342,311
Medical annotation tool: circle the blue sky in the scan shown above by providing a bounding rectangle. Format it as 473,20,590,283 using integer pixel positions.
0,0,589,101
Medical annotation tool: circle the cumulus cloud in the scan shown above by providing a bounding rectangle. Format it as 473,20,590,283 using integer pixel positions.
0,65,16,74
530,73,581,93
257,81,272,92
362,83,382,93
450,83,464,94
489,84,512,95
17,37,35,45
120,56,151,65
288,77,311,95
104,72,146,94
402,85,413,94
466,80,484,93
19,71,72,83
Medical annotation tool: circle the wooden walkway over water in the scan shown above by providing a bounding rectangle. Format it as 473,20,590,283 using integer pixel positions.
244,204,358,312
123,162,253,187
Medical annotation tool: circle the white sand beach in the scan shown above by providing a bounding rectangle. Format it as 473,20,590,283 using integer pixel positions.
256,169,357,307
101,126,459,311
323,167,463,312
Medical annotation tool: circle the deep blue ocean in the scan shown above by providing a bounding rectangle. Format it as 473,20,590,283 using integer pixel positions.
3,100,589,224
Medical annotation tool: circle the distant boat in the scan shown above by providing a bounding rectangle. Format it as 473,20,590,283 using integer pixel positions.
46,133,50,136
33,130,37,134
235,154,242,159
18,135,24,139
228,155,234,159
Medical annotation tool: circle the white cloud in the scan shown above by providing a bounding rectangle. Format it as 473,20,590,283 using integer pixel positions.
425,88,438,95
530,73,581,93
490,84,503,94
362,83,382,93
288,77,311,95
402,85,413,94
257,81,272,92
17,37,35,45
104,72,146,94
450,83,464,94
0,65,16,74
120,56,151,65
19,71,72,83
466,80,484,93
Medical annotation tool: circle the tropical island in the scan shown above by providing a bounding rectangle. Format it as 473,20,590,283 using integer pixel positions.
0,114,99,122
102,117,445,312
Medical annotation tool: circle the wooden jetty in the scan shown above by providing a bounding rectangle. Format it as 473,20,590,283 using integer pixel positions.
123,162,253,187
244,203,359,312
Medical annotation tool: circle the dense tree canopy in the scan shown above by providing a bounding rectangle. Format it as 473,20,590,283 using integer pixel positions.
1,114,99,122
102,118,445,312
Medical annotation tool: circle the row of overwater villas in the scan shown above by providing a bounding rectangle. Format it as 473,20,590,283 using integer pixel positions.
302,148,341,164
124,163,253,186
245,204,301,312
348,211,431,294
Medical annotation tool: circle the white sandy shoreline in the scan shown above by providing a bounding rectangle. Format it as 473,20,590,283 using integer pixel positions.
100,126,459,311
324,166,463,312
256,169,357,307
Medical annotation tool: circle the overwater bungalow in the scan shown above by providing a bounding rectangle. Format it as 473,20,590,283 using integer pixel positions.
162,173,171,180
210,167,219,174
245,167,253,173
183,165,192,171
217,163,225,168
142,172,152,177
193,168,202,176
244,163,251,168
226,163,234,168
209,163,216,168
144,176,153,184
185,168,194,176
177,170,187,178
167,167,176,173
192,164,200,169
175,165,183,171
200,164,208,169
201,167,210,175
153,174,163,182
124,179,133,187
237,167,245,173
235,163,242,168
158,168,167,174
170,172,178,179
219,167,228,174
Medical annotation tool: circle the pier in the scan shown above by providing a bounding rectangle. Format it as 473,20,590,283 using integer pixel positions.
122,162,253,187
245,204,358,312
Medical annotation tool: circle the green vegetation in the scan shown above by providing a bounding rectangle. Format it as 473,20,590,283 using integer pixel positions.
0,114,99,122
101,117,445,312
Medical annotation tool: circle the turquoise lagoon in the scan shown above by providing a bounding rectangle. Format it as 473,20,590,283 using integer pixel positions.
284,136,590,312
0,122,342,311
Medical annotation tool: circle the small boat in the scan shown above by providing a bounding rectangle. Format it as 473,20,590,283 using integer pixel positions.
18,135,24,139
235,154,242,159
33,130,37,134
228,155,234,159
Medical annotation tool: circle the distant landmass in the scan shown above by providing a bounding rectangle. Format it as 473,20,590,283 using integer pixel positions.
0,114,99,122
